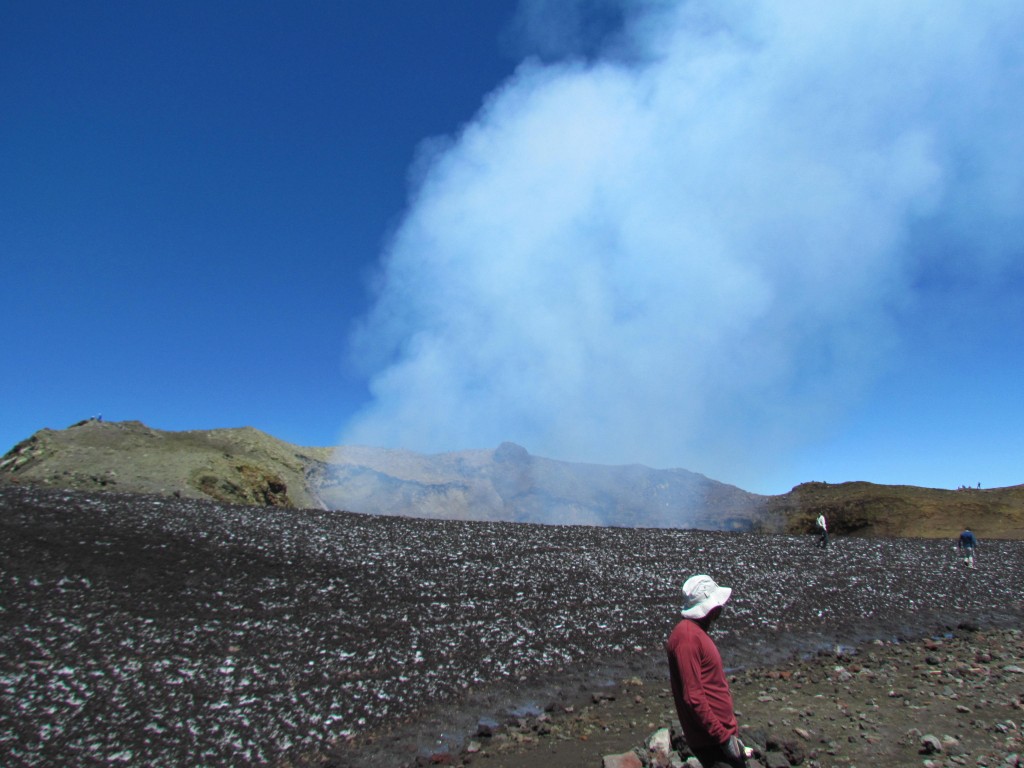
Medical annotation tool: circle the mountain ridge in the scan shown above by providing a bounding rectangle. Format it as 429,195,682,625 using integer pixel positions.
3,419,1024,538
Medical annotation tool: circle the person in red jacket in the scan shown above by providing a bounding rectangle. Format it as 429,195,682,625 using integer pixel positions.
666,574,747,767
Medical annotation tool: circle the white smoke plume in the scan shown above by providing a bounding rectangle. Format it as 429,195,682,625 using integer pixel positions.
342,0,1024,491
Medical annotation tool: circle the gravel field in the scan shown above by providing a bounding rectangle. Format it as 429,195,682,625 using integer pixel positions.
1,484,1022,767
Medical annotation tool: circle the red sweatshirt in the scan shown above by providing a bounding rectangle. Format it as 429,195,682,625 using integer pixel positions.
666,618,738,749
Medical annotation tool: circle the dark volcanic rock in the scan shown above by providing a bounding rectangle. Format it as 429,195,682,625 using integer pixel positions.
2,484,1024,768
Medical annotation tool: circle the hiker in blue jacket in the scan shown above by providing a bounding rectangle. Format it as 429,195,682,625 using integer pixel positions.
958,528,977,569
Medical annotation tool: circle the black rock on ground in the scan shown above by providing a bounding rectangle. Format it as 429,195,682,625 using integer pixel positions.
1,484,1022,768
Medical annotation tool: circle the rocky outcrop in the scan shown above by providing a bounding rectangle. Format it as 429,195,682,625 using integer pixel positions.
191,463,291,507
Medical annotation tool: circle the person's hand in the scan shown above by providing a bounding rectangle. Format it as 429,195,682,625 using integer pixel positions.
722,734,745,763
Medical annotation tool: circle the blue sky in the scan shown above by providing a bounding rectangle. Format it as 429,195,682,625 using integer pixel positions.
4,1,1024,495
3,1,519,451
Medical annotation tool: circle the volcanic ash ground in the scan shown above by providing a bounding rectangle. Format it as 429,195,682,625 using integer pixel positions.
1,484,1022,767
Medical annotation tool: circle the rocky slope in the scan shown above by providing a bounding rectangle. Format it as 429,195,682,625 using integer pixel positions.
3,484,1024,768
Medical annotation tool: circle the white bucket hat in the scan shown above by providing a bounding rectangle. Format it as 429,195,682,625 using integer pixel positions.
681,574,732,619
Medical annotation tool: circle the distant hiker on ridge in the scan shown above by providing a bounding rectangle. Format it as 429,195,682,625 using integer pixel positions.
816,513,828,549
667,575,748,767
958,528,978,569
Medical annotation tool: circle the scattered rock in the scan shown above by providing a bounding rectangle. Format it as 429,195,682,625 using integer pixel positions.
602,750,644,768
941,734,966,755
764,752,792,768
647,727,672,759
